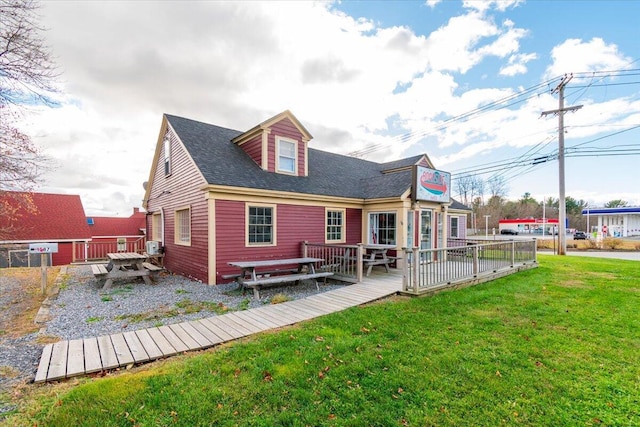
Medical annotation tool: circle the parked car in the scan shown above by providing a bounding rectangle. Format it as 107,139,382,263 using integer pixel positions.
573,231,588,240
500,229,518,235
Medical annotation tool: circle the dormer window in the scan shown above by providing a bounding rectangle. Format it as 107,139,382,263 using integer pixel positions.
276,137,297,175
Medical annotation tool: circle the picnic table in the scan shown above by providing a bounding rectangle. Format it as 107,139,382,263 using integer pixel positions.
228,257,333,299
362,245,398,276
92,252,163,290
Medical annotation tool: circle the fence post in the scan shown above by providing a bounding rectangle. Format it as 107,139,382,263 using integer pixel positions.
473,246,479,276
356,243,364,282
412,247,419,293
302,241,308,258
511,241,516,266
401,248,409,291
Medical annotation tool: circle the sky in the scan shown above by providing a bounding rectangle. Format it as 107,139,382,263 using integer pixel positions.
19,0,640,216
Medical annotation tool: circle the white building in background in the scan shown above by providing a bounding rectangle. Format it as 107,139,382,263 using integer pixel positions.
581,206,640,237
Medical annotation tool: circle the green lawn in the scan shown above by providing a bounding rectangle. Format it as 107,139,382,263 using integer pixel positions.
9,254,640,426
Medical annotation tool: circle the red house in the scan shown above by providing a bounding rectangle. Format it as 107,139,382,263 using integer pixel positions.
0,191,92,267
142,111,470,284
81,208,147,261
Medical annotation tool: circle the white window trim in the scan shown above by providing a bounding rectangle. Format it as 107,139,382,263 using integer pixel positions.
325,208,346,244
367,211,397,246
275,136,298,175
450,216,459,238
174,206,191,246
245,203,277,247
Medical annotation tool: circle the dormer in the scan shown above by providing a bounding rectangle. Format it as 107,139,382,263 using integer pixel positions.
231,110,313,177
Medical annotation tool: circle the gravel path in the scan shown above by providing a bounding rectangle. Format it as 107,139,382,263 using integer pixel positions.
0,265,347,416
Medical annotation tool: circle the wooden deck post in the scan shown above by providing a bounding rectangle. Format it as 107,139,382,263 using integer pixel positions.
356,243,364,282
412,247,419,293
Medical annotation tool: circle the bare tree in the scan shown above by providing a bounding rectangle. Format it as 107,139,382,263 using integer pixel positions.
455,175,473,206
487,175,508,199
0,0,58,108
0,0,58,226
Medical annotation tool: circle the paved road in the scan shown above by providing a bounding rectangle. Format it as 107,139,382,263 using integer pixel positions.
540,250,640,261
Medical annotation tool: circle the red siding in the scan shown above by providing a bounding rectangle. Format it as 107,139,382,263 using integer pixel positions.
215,201,362,283
241,134,263,167
146,127,209,283
346,208,363,244
51,243,73,266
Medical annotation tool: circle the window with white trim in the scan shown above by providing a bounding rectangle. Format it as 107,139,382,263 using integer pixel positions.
248,205,275,245
175,207,190,245
326,209,345,243
450,216,459,238
277,137,297,174
368,212,396,245
152,213,163,242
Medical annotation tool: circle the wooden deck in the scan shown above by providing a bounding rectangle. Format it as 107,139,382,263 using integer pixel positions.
34,271,402,383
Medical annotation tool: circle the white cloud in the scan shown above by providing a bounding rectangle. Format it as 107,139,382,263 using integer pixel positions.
17,1,639,215
545,38,633,78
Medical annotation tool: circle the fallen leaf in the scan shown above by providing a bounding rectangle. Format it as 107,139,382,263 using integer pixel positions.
361,327,370,333
315,336,324,341
495,370,502,377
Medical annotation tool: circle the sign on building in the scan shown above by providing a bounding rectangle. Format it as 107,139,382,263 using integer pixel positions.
412,165,451,203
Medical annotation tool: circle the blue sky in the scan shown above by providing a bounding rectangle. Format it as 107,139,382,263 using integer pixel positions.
22,0,640,215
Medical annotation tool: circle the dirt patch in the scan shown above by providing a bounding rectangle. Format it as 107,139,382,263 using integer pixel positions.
556,279,594,289
0,267,60,339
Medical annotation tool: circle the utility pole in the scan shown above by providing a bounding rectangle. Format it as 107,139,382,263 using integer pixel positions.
541,74,582,255
484,215,490,237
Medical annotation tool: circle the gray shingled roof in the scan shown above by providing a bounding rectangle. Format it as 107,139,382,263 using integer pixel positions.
165,114,466,205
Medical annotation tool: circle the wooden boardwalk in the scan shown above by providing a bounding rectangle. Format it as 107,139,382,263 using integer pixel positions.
34,271,402,383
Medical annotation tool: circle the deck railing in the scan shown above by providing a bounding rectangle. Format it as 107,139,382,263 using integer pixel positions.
72,237,146,263
302,242,364,283
402,239,537,295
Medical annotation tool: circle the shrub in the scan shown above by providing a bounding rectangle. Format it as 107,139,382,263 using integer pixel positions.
603,237,623,250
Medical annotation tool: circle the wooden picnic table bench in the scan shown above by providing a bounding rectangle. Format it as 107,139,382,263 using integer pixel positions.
228,257,334,299
92,253,164,290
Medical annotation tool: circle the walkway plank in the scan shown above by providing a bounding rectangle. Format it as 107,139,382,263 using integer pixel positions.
146,327,177,356
168,323,201,350
226,312,270,334
66,339,85,377
123,331,150,363
34,344,53,383
158,325,188,353
135,329,163,359
190,319,226,344
262,305,307,323
97,335,119,370
83,338,102,373
34,272,403,383
198,318,237,341
47,340,68,381
179,322,213,348
211,315,253,337
111,333,135,365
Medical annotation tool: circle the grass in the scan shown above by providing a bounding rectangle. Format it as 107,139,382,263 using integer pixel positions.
5,255,640,426
0,266,60,338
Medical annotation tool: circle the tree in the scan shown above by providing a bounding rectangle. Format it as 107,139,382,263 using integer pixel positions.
487,175,508,199
0,0,58,228
605,199,628,208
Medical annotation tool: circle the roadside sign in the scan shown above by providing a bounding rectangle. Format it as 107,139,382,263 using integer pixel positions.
28,243,57,295
29,243,59,253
